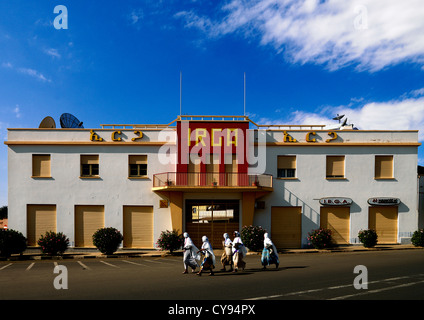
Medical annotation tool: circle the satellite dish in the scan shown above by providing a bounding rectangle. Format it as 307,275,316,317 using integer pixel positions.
60,113,84,128
332,114,345,122
39,116,56,128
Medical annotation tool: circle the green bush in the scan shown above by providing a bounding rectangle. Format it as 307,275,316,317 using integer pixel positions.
358,229,378,248
37,231,69,256
307,228,332,249
156,230,183,254
241,225,266,252
411,229,424,247
0,229,27,257
92,227,123,255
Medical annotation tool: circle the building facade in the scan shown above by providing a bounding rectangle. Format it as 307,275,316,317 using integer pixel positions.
5,115,421,249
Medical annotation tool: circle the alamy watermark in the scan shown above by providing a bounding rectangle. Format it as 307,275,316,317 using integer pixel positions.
354,4,368,30
353,265,368,290
53,265,68,290
53,5,68,30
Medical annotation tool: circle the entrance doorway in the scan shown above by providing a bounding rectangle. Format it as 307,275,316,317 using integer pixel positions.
185,199,239,248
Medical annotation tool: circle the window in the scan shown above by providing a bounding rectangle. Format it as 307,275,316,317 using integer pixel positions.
375,155,393,179
326,156,345,178
277,156,296,178
80,155,99,177
129,155,147,178
32,154,51,178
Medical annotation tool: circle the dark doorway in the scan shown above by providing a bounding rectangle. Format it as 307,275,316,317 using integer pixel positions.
185,199,240,249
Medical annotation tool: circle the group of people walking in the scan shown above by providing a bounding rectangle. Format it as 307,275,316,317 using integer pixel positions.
182,231,279,276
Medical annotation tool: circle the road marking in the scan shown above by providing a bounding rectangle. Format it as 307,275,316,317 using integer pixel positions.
245,274,424,300
26,263,35,271
144,259,163,264
122,260,148,267
77,261,91,270
0,263,12,271
156,258,178,264
330,280,424,300
99,260,120,268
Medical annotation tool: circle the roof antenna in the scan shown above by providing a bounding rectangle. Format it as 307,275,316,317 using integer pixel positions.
244,72,246,116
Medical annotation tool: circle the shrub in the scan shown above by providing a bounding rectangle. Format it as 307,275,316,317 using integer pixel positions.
307,228,332,249
411,229,424,247
358,229,378,248
37,231,69,256
92,227,123,255
241,225,266,252
0,229,27,257
156,230,183,254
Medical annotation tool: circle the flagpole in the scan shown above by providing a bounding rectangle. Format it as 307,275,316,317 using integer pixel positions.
244,72,246,116
180,71,182,116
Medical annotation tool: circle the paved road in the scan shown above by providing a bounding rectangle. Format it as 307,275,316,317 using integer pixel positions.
1,249,423,302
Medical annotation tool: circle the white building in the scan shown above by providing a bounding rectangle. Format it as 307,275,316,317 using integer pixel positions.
5,115,421,249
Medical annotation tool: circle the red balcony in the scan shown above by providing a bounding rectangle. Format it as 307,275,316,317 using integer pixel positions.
153,172,273,192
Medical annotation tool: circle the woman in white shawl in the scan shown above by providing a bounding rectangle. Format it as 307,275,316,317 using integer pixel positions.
182,232,200,274
232,231,247,272
196,235,215,276
220,233,233,271
261,232,279,269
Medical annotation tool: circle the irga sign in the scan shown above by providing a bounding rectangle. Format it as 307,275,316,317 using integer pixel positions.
89,130,143,142
89,129,340,144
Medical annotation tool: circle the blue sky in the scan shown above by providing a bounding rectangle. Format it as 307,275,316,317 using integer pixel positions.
1,0,424,206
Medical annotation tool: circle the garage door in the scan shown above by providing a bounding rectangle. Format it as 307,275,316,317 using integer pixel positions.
75,205,104,247
27,205,56,246
369,206,398,244
123,206,154,248
320,207,350,244
271,206,301,249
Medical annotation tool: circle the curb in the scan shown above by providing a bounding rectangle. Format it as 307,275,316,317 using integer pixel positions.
1,245,422,261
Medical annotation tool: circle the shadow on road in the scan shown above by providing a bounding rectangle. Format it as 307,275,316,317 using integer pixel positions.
199,265,309,277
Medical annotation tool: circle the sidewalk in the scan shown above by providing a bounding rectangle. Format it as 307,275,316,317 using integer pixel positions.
2,244,422,261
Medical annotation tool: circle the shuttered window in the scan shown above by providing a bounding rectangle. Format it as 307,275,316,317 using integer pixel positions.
277,156,296,178
326,156,345,178
81,155,99,177
123,206,154,248
375,155,393,179
320,207,350,244
74,205,104,247
32,155,51,178
129,155,147,177
27,205,56,246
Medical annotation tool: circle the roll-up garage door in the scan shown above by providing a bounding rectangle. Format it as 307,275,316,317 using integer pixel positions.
123,206,154,248
369,206,398,244
75,205,104,247
27,205,56,246
271,206,302,249
320,207,350,244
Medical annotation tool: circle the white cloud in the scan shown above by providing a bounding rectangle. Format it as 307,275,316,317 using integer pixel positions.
282,88,424,140
1,62,12,69
2,62,51,83
14,105,21,119
17,68,50,82
129,9,144,25
44,48,61,59
176,0,424,71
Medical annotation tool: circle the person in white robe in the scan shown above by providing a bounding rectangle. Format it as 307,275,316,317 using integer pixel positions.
196,235,215,276
182,232,200,274
220,233,233,271
261,232,279,269
232,231,247,272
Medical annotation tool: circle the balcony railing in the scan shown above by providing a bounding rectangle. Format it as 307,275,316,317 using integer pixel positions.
153,172,273,189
